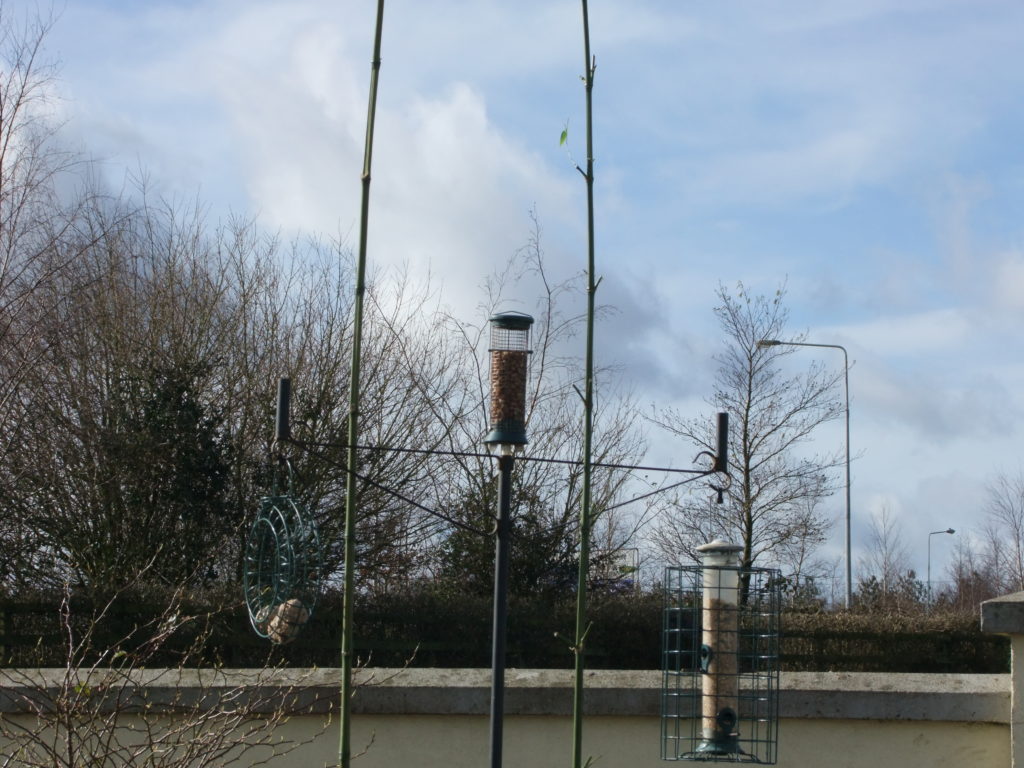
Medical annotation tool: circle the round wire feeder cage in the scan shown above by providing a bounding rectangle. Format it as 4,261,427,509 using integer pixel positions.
243,474,322,645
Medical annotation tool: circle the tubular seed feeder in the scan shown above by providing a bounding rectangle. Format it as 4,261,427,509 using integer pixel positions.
484,311,534,450
662,540,781,763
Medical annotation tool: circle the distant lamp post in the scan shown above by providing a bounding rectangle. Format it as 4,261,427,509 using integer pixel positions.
483,311,533,768
927,528,956,603
758,338,852,609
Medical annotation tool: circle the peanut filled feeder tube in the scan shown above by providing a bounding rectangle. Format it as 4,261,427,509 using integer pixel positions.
662,540,780,763
484,311,534,447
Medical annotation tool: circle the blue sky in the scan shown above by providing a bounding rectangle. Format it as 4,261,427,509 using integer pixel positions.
31,0,1024,587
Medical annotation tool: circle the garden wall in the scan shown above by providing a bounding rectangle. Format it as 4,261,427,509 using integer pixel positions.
0,668,1010,767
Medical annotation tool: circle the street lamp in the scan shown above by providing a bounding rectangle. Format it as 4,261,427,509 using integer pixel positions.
927,528,956,603
758,338,851,609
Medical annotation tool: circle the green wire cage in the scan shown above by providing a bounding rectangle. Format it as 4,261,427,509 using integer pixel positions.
243,473,322,645
662,541,781,763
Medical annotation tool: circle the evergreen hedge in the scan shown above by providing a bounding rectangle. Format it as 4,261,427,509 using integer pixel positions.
0,589,1008,673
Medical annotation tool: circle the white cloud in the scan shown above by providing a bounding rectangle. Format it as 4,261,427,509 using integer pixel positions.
634,1,1022,215
841,308,971,356
126,2,583,319
688,125,901,208
371,83,579,297
991,251,1024,312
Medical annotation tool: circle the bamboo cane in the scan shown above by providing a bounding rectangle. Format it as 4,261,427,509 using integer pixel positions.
571,1,597,766
340,3,385,766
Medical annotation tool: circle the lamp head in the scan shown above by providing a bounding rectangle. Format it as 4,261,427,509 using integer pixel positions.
757,339,782,348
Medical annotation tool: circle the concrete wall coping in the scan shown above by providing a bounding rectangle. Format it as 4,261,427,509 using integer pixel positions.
0,668,1009,724
981,591,1024,635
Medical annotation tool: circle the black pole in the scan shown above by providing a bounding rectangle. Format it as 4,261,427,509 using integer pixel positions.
275,377,291,442
714,412,728,473
489,451,514,768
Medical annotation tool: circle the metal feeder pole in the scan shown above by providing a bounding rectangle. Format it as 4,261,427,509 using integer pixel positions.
490,446,514,768
483,311,534,768
696,540,743,757
275,377,291,444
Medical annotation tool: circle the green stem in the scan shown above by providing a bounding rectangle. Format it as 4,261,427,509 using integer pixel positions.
341,2,385,767
571,1,596,767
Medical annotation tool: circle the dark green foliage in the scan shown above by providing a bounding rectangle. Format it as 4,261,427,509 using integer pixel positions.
104,363,233,586
781,609,1008,673
853,572,927,614
773,572,828,611
0,589,1007,673
435,479,579,598
1,357,233,595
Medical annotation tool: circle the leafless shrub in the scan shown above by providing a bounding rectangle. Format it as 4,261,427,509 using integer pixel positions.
0,579,332,768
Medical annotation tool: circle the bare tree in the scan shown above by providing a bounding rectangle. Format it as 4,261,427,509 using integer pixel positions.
983,469,1024,592
944,537,1003,613
430,214,650,593
0,8,97,587
857,505,911,594
210,225,464,593
649,283,843,594
0,580,329,768
940,469,1024,609
0,7,97,435
0,185,469,594
777,498,833,607
0,8,456,594
0,194,241,592
855,505,925,612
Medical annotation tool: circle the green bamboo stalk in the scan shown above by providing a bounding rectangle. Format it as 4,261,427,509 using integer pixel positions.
340,3,385,767
571,1,596,767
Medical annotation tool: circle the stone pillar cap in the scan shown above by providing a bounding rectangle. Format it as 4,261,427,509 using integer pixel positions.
981,591,1024,635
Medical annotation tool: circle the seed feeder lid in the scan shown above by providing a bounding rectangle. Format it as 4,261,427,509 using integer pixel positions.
488,311,535,352
489,310,535,330
696,540,743,555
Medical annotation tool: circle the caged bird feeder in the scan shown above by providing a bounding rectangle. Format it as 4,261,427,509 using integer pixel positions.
483,311,534,450
662,540,781,763
243,378,323,645
243,492,322,644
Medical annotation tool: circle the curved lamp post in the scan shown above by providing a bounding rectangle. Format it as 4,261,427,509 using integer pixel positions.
928,528,956,603
758,339,851,609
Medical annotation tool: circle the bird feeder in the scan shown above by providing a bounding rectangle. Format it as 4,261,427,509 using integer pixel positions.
662,541,780,763
243,492,322,644
483,311,534,449
243,378,323,645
